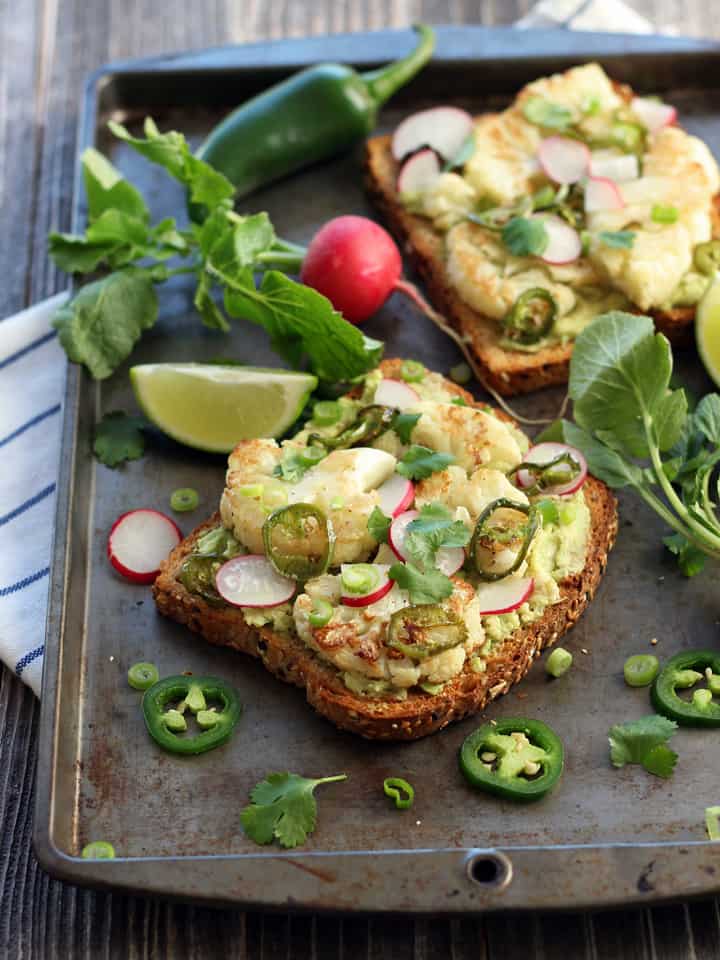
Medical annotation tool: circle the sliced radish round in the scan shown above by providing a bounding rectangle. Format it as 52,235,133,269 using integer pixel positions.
589,152,639,182
108,509,182,585
373,378,420,411
391,106,474,162
516,441,588,496
397,148,441,194
340,564,394,608
584,175,625,213
538,136,590,184
376,473,415,518
631,96,677,133
536,215,581,265
476,577,534,616
389,510,465,576
215,555,295,608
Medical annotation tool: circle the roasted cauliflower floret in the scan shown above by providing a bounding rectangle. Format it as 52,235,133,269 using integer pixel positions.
410,403,524,474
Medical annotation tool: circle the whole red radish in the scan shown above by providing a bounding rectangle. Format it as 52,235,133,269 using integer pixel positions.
300,215,402,324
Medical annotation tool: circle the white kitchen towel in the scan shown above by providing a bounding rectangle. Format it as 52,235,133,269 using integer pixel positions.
0,0,658,696
0,293,68,696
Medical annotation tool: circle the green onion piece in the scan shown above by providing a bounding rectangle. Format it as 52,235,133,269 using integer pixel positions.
651,204,679,224
582,94,601,115
450,397,468,406
298,446,326,469
449,362,472,385
383,777,415,810
81,841,116,859
309,598,334,628
419,681,445,695
623,654,660,687
263,485,289,511
536,498,560,526
127,661,160,691
313,400,342,426
341,564,380,595
559,501,579,526
170,487,200,512
532,185,556,210
609,122,643,152
400,360,426,383
706,806,720,840
239,483,264,499
546,647,573,678
330,496,345,510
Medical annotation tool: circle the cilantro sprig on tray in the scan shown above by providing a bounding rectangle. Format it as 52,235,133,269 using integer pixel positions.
240,772,347,848
50,119,382,382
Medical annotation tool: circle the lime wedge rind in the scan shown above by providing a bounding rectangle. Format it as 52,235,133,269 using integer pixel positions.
696,277,720,388
130,363,317,453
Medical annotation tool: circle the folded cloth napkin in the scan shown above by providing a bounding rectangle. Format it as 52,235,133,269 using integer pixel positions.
0,0,655,696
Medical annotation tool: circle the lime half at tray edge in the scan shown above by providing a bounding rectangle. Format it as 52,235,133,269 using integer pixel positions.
696,275,720,388
130,364,318,453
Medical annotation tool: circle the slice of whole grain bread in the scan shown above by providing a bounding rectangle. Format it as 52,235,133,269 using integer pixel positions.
152,364,618,741
364,128,719,397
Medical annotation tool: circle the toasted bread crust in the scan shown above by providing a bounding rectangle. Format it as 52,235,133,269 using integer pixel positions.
364,129,719,396
152,361,618,740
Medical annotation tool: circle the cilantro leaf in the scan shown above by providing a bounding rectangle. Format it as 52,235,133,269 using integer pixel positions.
93,411,147,467
662,533,706,577
501,217,548,257
403,503,470,570
240,772,347,849
367,506,391,543
396,445,455,480
224,270,383,382
608,715,678,778
108,118,235,210
523,96,573,130
597,230,635,249
392,412,421,444
53,271,158,380
389,561,454,604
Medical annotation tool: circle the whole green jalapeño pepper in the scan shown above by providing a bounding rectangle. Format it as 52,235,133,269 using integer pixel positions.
195,25,435,204
651,650,720,727
142,676,242,755
459,718,564,801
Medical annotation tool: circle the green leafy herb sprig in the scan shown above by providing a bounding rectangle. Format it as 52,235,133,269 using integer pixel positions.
49,119,382,382
388,501,469,604
240,771,347,848
542,311,720,577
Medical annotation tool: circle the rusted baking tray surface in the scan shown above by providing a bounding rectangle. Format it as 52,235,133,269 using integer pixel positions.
34,26,720,911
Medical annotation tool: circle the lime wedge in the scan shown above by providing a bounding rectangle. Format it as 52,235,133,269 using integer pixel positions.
697,277,720,387
130,364,317,453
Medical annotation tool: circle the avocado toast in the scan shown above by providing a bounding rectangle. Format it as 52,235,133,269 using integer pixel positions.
365,63,720,395
153,359,617,740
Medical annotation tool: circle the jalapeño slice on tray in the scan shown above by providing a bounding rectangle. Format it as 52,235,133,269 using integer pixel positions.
470,498,539,581
142,676,242,755
459,718,564,801
263,503,334,580
651,650,720,726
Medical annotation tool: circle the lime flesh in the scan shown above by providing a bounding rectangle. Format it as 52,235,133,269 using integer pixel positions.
130,364,317,453
697,278,720,388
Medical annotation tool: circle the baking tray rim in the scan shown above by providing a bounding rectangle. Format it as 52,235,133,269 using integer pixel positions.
33,25,720,912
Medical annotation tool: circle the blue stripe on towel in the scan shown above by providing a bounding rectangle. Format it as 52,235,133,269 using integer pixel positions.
15,645,44,677
0,330,57,372
0,567,49,598
0,404,61,449
0,483,56,528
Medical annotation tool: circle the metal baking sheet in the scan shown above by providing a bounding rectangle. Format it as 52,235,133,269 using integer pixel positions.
35,26,720,911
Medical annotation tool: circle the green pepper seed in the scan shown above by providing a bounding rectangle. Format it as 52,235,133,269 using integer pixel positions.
170,488,200,512
383,777,415,809
546,647,573,678
127,661,160,691
400,360,425,383
313,400,342,426
449,362,472,385
623,654,660,688
309,597,334,628
81,841,116,860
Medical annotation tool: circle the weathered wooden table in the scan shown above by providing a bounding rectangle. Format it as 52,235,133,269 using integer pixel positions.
2,1,720,956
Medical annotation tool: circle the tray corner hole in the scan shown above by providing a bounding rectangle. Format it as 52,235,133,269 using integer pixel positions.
466,852,512,890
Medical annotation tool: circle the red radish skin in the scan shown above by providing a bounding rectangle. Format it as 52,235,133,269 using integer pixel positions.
516,442,588,496
538,136,590,184
108,509,182,585
391,106,474,162
376,474,415,517
373,378,420,410
584,176,624,213
300,216,402,325
397,148,441,194
631,97,677,133
215,555,296,608
476,577,535,616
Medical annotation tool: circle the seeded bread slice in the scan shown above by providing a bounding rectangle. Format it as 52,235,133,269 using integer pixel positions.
364,129,720,396
152,362,618,741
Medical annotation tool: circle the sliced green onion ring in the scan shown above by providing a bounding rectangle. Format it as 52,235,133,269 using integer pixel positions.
312,400,342,426
127,661,160,691
81,841,116,859
170,487,199,512
623,654,660,688
309,597,334,628
383,777,415,809
400,360,425,383
341,563,381,595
